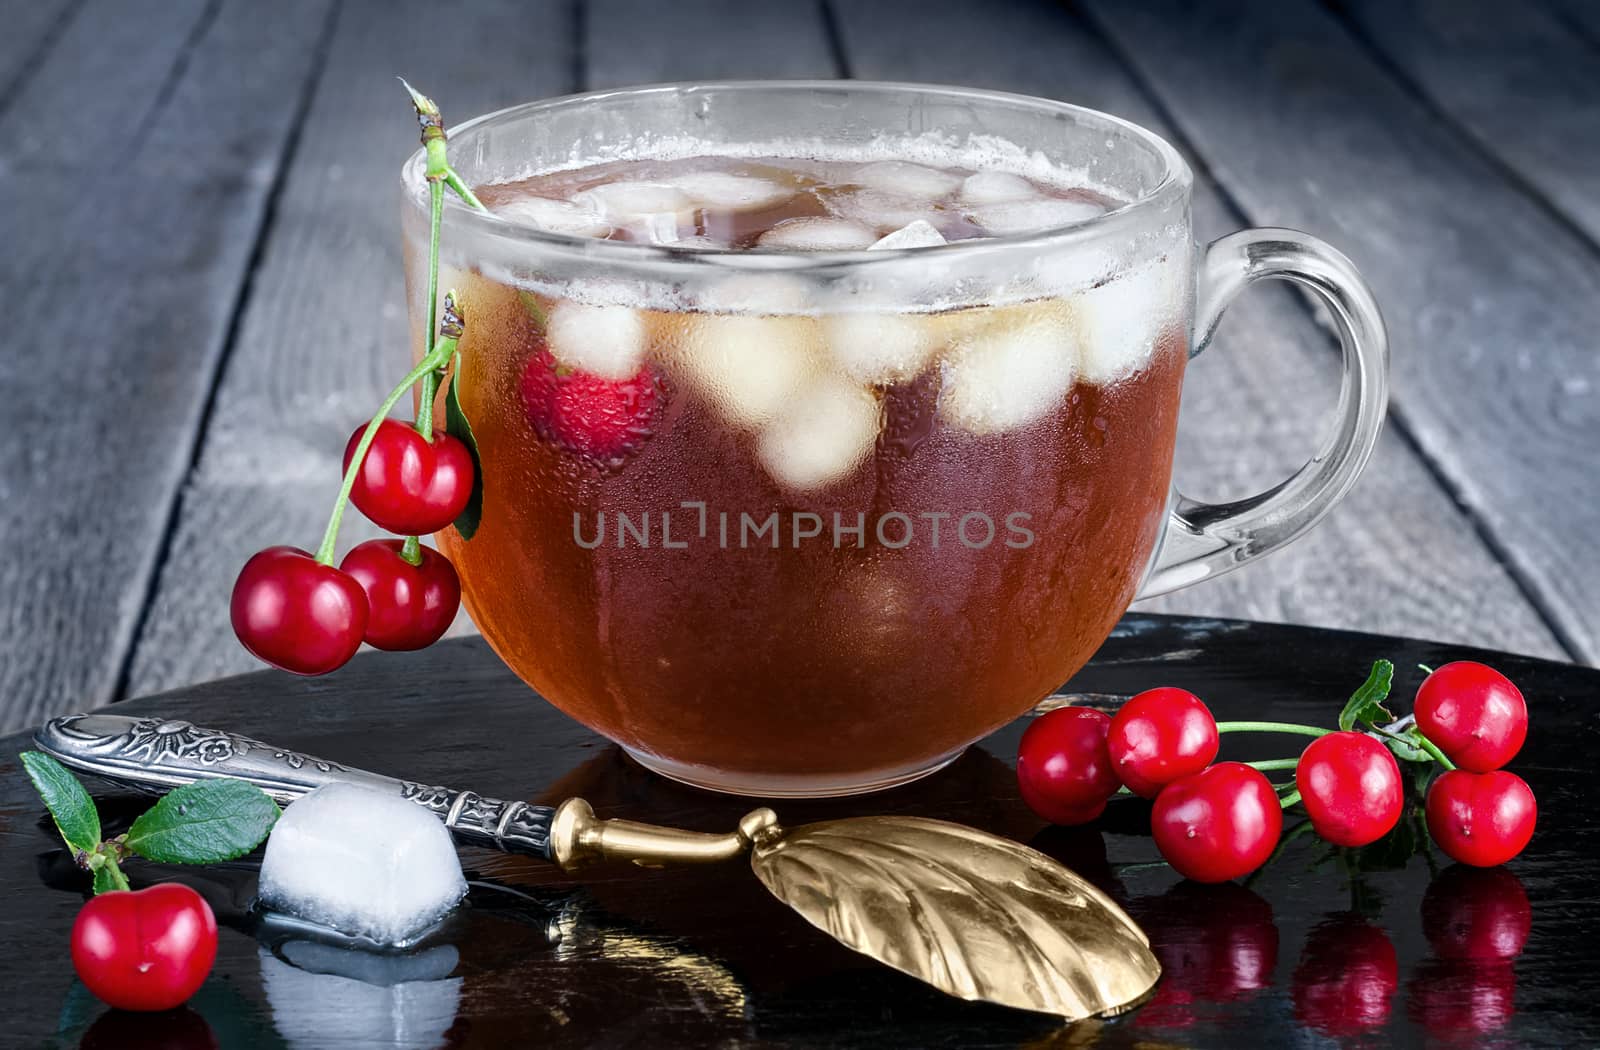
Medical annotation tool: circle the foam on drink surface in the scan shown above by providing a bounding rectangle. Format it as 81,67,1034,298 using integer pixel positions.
471,152,1187,477
476,153,1118,251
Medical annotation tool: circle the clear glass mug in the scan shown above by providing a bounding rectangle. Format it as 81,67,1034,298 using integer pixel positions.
402,82,1386,797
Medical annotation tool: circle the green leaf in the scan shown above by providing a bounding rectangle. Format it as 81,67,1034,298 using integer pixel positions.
125,779,279,864
1337,660,1395,732
444,357,483,541
20,751,100,856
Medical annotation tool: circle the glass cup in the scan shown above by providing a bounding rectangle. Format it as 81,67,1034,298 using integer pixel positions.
401,82,1386,797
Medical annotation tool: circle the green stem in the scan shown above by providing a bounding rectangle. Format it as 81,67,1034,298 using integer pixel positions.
1414,734,1457,771
1278,789,1302,809
445,166,487,211
315,333,459,565
416,177,444,440
1216,721,1333,738
1111,757,1302,797
102,856,130,893
400,535,423,566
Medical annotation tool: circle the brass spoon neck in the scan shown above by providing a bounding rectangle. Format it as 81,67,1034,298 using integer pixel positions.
549,798,781,870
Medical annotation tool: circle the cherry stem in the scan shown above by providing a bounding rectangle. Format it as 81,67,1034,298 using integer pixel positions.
1215,720,1333,738
400,535,423,566
314,321,460,566
1111,756,1300,796
403,79,488,443
1413,733,1457,770
1278,789,1302,809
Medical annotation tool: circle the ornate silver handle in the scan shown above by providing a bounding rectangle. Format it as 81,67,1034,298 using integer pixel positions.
33,714,555,859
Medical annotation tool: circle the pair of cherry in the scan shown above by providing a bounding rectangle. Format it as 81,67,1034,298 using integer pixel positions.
231,421,474,675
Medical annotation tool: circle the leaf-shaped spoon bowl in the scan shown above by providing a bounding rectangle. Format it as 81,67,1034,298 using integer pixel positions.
749,815,1158,1018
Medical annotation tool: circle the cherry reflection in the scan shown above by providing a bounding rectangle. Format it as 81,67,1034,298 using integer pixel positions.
1130,882,1279,1029
78,1006,219,1050
1292,914,1398,1036
1407,865,1530,1041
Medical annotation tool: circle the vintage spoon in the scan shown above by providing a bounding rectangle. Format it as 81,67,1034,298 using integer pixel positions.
34,713,1160,1019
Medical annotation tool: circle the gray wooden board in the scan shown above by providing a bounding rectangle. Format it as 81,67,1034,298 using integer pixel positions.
0,0,211,167
1340,0,1600,249
0,0,78,108
1082,0,1600,661
1545,0,1600,43
584,0,839,86
0,0,335,734
827,0,1566,660
126,0,580,700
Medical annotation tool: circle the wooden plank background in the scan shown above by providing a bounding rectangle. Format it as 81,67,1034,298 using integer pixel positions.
0,0,1594,730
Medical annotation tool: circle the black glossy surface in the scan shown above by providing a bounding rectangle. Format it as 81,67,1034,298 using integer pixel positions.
2,613,1596,1048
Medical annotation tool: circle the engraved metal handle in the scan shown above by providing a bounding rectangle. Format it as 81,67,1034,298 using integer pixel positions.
1138,228,1388,596
33,714,556,858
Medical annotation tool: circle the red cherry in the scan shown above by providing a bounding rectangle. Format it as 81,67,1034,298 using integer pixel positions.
1016,708,1120,825
1406,958,1517,1038
71,884,218,1012
1151,762,1282,883
1106,687,1219,798
231,547,366,675
1426,770,1536,868
1295,731,1404,847
343,419,474,535
521,337,661,463
339,539,461,651
1422,865,1532,962
1292,915,1398,1035
1414,661,1528,772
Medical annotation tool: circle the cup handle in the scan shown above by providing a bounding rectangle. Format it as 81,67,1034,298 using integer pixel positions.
1137,228,1389,598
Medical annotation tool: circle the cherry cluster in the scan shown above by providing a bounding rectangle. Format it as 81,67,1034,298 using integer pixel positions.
230,84,484,677
231,424,475,675
1016,661,1536,882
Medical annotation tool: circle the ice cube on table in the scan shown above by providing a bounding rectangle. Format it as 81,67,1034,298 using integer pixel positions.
966,197,1107,235
850,160,964,199
758,217,879,250
960,171,1039,206
939,305,1078,433
494,196,611,238
675,314,820,426
758,374,882,490
824,310,937,384
667,171,794,211
261,944,462,1050
869,220,947,251
1073,255,1186,383
546,300,648,380
257,783,467,948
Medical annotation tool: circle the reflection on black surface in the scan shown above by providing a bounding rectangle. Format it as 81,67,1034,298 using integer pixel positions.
260,945,463,1049
77,1007,218,1050
1407,866,1529,1042
1421,865,1532,962
1293,914,1398,1036
1129,882,1279,1029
